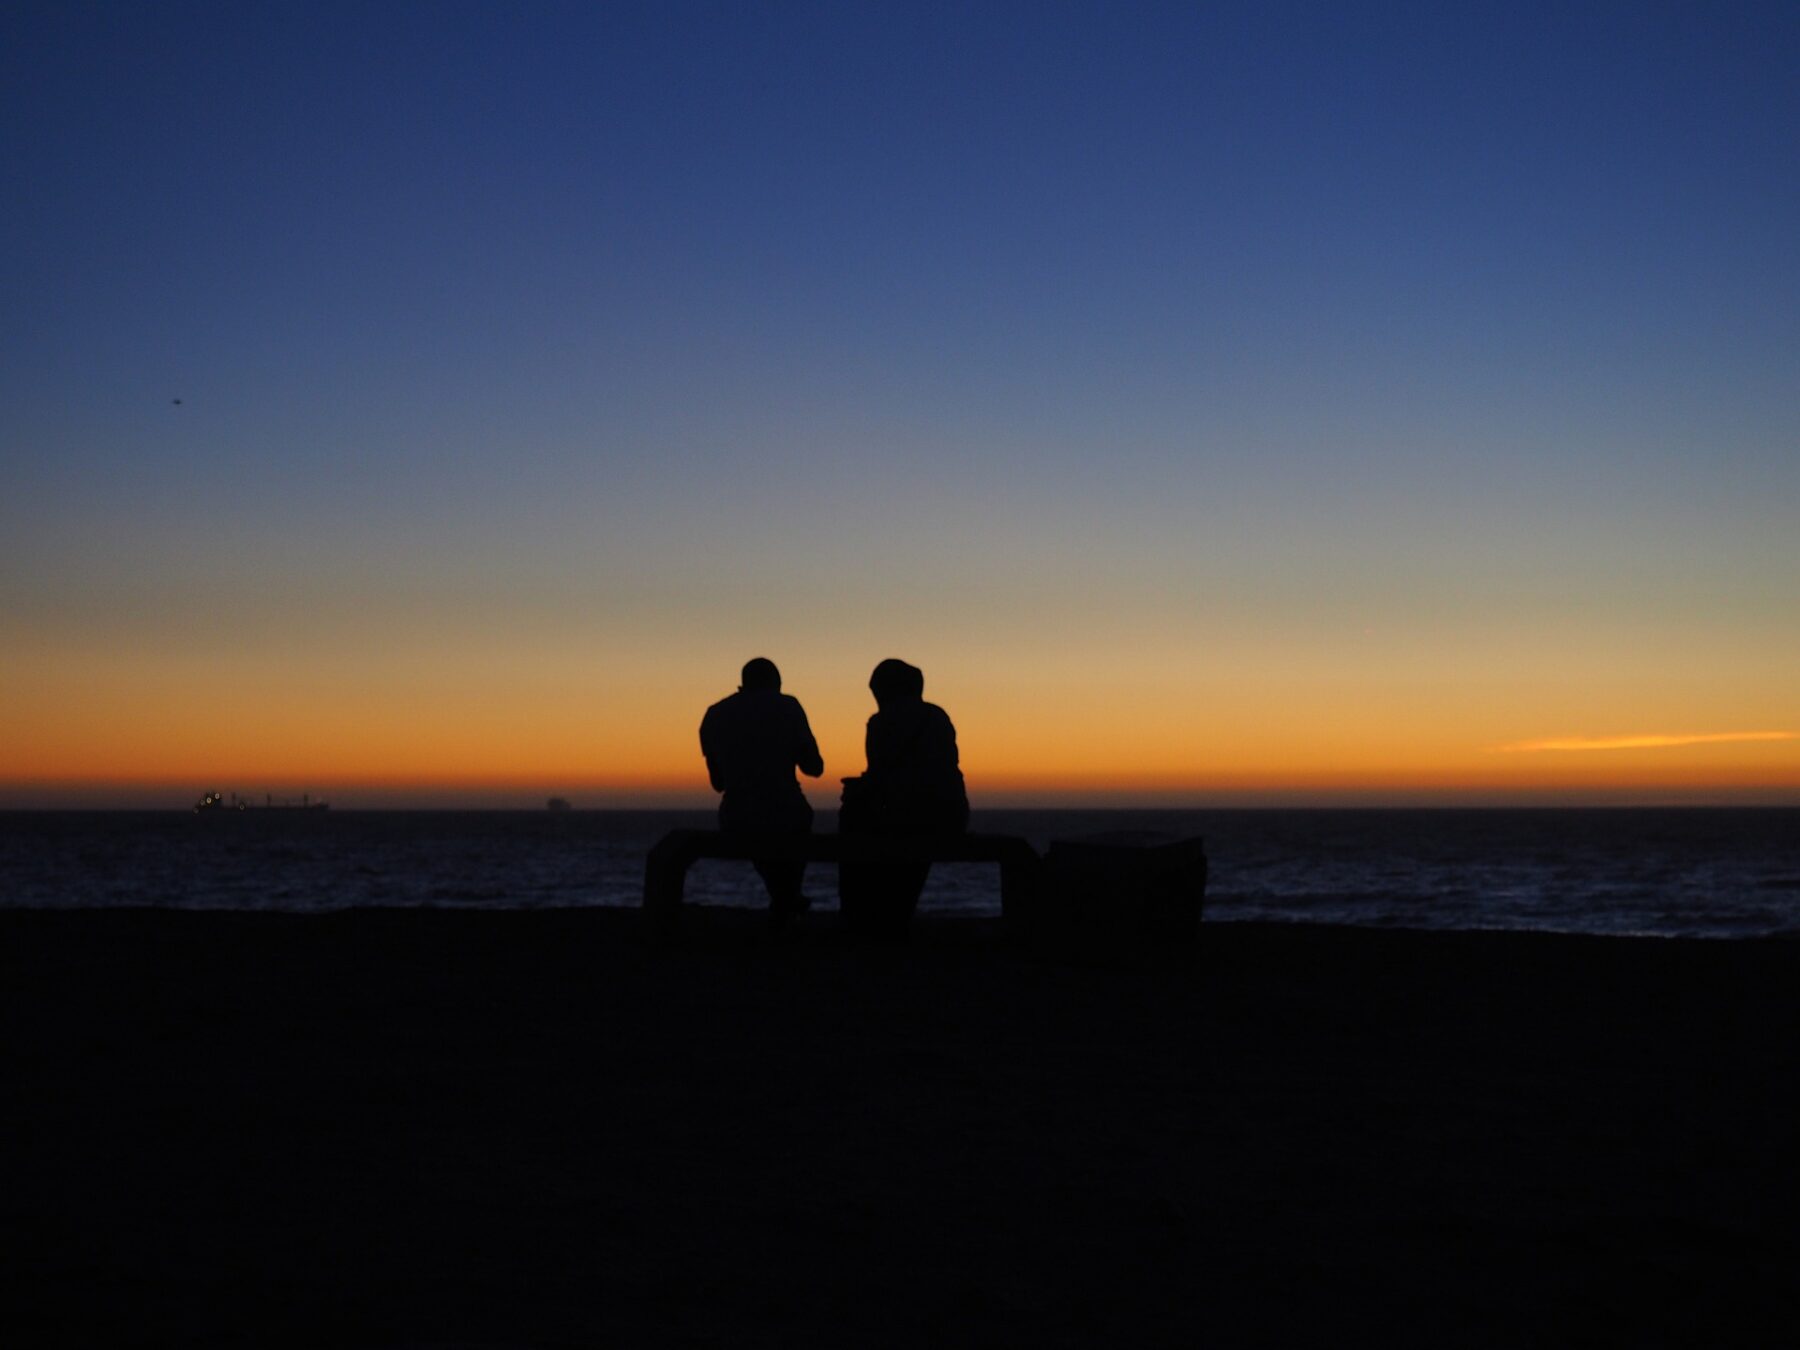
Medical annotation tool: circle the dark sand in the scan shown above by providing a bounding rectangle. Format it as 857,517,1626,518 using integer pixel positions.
4,908,1796,1347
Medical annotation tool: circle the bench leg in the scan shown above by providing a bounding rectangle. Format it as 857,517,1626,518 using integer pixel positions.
642,836,693,940
998,850,1040,933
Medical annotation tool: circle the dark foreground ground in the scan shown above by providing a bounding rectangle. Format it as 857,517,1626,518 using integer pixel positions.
3,907,1796,1348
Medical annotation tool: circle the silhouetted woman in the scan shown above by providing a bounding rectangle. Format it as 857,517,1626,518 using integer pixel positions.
838,658,969,936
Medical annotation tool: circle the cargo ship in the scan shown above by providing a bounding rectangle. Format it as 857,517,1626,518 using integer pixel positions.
194,791,329,813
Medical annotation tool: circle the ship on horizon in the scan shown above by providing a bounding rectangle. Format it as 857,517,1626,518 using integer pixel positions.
194,791,329,813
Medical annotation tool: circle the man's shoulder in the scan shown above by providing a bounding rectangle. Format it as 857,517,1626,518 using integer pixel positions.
701,692,746,731
705,690,806,718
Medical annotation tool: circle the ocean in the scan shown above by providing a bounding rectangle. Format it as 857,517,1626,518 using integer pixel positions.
3,807,1797,938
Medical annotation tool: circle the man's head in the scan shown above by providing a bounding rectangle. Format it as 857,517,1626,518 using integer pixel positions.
740,657,782,692
869,658,924,708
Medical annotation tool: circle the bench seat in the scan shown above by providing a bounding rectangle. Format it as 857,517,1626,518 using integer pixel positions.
643,828,1041,928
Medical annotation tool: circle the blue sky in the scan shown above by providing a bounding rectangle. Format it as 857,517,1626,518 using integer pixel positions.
4,2,1797,805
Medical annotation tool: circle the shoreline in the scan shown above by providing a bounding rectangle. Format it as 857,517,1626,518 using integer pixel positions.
5,908,1796,1345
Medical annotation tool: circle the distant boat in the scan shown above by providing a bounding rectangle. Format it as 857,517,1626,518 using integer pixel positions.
195,791,329,813
547,797,573,812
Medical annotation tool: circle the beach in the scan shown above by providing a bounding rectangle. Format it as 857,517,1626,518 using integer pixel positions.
4,907,1795,1347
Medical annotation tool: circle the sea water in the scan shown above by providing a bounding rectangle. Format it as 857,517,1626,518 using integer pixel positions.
2,808,1797,939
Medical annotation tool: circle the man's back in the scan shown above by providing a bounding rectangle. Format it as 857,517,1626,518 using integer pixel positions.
700,688,824,798
699,659,822,915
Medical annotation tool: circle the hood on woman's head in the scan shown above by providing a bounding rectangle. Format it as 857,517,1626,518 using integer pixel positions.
869,658,924,705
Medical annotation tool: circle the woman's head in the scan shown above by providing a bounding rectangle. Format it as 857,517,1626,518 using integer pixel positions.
869,658,924,708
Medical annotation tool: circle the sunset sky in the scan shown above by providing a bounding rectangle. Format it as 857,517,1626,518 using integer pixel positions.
4,2,1797,808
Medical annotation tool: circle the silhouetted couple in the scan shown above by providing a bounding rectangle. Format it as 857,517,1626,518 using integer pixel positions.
699,657,969,935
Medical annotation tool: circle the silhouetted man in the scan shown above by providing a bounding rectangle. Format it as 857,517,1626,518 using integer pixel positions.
839,658,969,936
700,657,824,925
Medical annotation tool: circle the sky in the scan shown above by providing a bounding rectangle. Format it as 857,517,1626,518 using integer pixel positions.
3,1,1797,808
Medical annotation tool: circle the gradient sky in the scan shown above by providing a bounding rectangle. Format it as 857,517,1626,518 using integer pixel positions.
4,1,1797,807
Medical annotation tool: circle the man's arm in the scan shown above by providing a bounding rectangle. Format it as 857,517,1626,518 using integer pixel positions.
794,703,824,779
698,706,727,793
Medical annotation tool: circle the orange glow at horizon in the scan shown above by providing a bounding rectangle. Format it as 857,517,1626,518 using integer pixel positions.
8,686,1800,807
6,614,1799,807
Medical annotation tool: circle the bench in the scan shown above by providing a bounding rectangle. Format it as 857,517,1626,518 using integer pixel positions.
1040,833,1209,950
642,828,1042,932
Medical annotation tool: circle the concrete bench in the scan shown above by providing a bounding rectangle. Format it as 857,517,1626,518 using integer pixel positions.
1040,832,1209,951
642,828,1042,932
